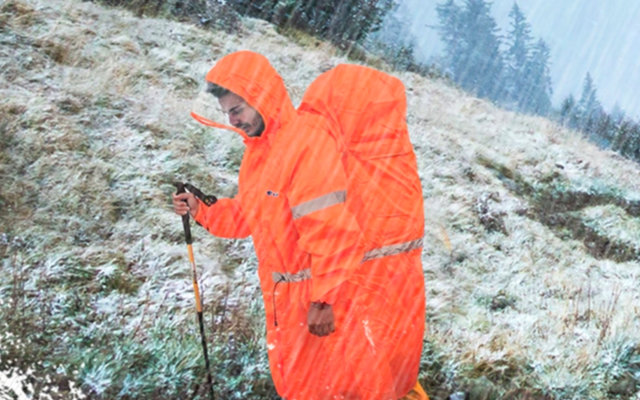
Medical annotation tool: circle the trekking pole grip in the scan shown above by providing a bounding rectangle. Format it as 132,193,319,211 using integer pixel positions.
174,182,193,245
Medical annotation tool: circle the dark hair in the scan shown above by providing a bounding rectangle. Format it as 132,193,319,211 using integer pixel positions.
206,82,230,98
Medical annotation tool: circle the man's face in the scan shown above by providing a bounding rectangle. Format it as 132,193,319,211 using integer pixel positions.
218,92,265,137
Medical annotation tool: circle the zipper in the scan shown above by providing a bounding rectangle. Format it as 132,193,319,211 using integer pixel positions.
272,277,284,327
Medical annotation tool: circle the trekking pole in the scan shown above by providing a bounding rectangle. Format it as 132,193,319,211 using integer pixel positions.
174,182,215,400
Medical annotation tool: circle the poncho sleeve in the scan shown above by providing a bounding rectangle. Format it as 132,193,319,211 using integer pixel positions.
286,123,366,304
194,197,251,239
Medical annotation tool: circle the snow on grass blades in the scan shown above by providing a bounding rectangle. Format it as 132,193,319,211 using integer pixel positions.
2,0,640,397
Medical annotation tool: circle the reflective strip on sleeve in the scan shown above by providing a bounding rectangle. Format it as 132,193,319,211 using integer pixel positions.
291,190,347,220
272,268,312,283
362,238,423,263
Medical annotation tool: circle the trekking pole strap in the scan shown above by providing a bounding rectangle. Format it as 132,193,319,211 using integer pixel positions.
185,183,218,206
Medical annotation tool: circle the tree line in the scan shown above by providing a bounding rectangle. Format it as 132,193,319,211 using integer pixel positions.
432,0,640,163
435,0,552,115
227,0,395,47
561,74,640,161
90,0,397,48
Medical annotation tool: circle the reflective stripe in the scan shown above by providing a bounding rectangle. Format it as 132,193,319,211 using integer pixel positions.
270,240,421,283
291,190,347,220
272,268,312,283
362,238,423,263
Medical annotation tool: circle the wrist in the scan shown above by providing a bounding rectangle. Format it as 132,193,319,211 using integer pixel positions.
311,301,330,310
191,200,202,219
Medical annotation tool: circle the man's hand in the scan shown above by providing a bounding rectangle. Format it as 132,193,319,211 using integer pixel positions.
172,192,199,218
307,302,335,337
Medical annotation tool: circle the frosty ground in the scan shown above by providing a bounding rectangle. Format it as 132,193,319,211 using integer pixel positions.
1,0,640,398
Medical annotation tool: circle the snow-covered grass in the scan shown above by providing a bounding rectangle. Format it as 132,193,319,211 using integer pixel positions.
2,0,640,398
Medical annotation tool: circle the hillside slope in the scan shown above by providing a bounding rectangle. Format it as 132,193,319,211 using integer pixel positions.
1,0,640,399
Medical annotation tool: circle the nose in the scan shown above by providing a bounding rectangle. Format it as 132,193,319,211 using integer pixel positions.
229,114,240,127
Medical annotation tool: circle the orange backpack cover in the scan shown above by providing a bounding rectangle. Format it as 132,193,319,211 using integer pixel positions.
299,64,424,252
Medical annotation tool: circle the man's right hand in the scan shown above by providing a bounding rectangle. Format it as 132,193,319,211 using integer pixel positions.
172,192,199,218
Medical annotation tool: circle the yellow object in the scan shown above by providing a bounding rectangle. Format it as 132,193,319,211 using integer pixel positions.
187,244,202,312
400,382,429,400
440,225,452,254
187,243,195,264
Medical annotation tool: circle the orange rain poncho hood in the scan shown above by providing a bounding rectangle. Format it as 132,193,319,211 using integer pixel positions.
191,51,426,400
191,51,295,142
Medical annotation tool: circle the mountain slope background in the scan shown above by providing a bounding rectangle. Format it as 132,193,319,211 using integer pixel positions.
1,0,640,399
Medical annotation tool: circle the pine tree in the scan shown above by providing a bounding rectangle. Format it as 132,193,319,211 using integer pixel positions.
560,94,579,129
612,120,639,159
594,112,616,148
521,39,553,115
436,0,464,78
610,102,626,124
327,0,396,45
365,1,417,70
460,0,504,100
629,123,640,161
504,2,532,109
436,0,504,101
576,73,602,134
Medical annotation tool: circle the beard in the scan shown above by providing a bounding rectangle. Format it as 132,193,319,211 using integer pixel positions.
246,119,265,137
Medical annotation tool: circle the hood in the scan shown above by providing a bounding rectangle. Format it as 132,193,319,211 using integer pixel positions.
191,51,295,143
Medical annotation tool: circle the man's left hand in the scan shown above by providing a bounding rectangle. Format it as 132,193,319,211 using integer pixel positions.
307,302,335,337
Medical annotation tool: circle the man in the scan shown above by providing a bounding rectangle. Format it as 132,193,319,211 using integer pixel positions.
173,51,428,400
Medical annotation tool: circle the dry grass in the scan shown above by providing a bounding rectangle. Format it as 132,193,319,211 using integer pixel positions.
1,0,640,398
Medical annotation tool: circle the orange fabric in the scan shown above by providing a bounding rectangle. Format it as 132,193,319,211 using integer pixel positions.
192,51,426,400
299,64,425,252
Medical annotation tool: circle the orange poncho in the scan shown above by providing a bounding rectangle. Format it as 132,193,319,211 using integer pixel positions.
192,51,426,400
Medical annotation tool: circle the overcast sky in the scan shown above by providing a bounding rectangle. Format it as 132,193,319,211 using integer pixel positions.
401,0,640,119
